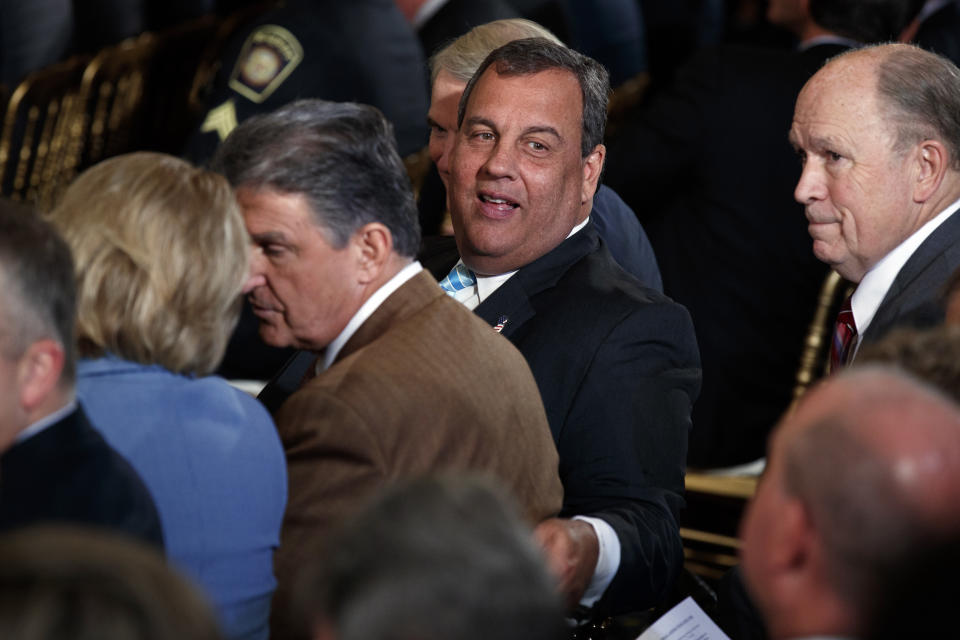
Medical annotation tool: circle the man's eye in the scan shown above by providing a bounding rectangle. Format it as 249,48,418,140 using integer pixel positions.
472,131,495,141
262,245,285,258
528,141,547,152
827,151,843,162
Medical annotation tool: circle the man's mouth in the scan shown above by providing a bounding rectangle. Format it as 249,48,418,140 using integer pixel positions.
477,192,520,215
249,298,281,316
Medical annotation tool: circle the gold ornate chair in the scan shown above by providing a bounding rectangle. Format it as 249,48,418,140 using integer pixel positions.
790,269,854,409
0,55,90,209
76,34,159,168
75,15,219,168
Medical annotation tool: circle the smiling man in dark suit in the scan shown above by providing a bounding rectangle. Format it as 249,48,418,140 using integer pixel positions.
793,43,960,365
442,38,701,617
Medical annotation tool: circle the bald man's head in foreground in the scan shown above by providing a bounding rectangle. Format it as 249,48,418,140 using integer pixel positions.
740,366,960,639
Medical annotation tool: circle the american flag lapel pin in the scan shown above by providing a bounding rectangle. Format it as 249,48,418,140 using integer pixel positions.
493,315,509,333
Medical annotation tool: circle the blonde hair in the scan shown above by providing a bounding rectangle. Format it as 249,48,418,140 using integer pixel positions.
429,18,562,84
46,152,248,376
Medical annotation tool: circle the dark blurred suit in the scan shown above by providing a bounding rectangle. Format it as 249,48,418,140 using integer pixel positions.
0,405,164,548
416,0,519,58
0,0,73,87
915,0,960,67
184,0,429,163
604,43,847,467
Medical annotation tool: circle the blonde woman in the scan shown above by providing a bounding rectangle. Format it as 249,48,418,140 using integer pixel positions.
47,152,286,640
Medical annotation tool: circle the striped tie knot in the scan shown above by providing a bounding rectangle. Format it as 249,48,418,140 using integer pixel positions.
438,263,476,296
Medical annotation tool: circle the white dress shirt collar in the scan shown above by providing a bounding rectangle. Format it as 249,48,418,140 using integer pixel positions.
456,217,592,310
14,399,78,444
852,197,960,338
321,261,423,371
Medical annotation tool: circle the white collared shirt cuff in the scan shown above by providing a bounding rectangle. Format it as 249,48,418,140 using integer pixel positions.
572,515,621,606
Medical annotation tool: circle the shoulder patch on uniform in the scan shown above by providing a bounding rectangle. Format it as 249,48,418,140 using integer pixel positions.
228,24,304,104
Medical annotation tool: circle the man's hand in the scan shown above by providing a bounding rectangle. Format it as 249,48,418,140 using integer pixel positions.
534,517,600,608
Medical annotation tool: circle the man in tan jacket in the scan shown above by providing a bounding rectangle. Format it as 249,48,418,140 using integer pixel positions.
212,98,562,639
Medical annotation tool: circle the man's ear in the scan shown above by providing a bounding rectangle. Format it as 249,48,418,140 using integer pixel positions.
914,139,949,203
770,498,816,574
16,339,65,413
353,222,395,285
581,144,606,205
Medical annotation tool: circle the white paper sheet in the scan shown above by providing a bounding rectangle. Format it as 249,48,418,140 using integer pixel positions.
636,596,731,640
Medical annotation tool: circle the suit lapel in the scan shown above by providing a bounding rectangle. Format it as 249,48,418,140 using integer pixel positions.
476,222,600,338
867,209,960,341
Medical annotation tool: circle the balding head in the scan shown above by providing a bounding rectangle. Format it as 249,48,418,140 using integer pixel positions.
741,366,960,639
792,44,960,282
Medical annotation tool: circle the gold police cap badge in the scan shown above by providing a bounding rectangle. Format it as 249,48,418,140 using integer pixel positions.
228,24,304,104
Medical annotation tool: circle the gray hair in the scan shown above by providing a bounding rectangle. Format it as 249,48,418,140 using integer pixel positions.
457,38,610,158
0,200,76,387
873,44,960,170
211,99,421,257
429,18,562,84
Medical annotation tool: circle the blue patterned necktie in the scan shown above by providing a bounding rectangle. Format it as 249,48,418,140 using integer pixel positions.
438,263,476,297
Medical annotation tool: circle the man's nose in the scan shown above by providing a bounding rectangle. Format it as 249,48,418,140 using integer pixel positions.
481,140,517,179
241,249,267,294
794,160,826,204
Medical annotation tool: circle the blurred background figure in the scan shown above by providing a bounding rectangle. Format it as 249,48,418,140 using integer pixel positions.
907,0,960,67
739,366,960,639
0,525,222,640
858,323,960,403
0,198,162,548
46,152,287,640
298,476,567,640
184,0,428,164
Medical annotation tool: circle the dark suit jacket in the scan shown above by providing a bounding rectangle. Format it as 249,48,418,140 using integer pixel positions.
860,208,960,346
604,43,847,467
269,270,563,637
916,1,960,68
432,223,701,616
0,404,163,548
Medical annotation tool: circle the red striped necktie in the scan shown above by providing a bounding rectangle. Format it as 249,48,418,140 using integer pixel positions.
830,296,858,373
